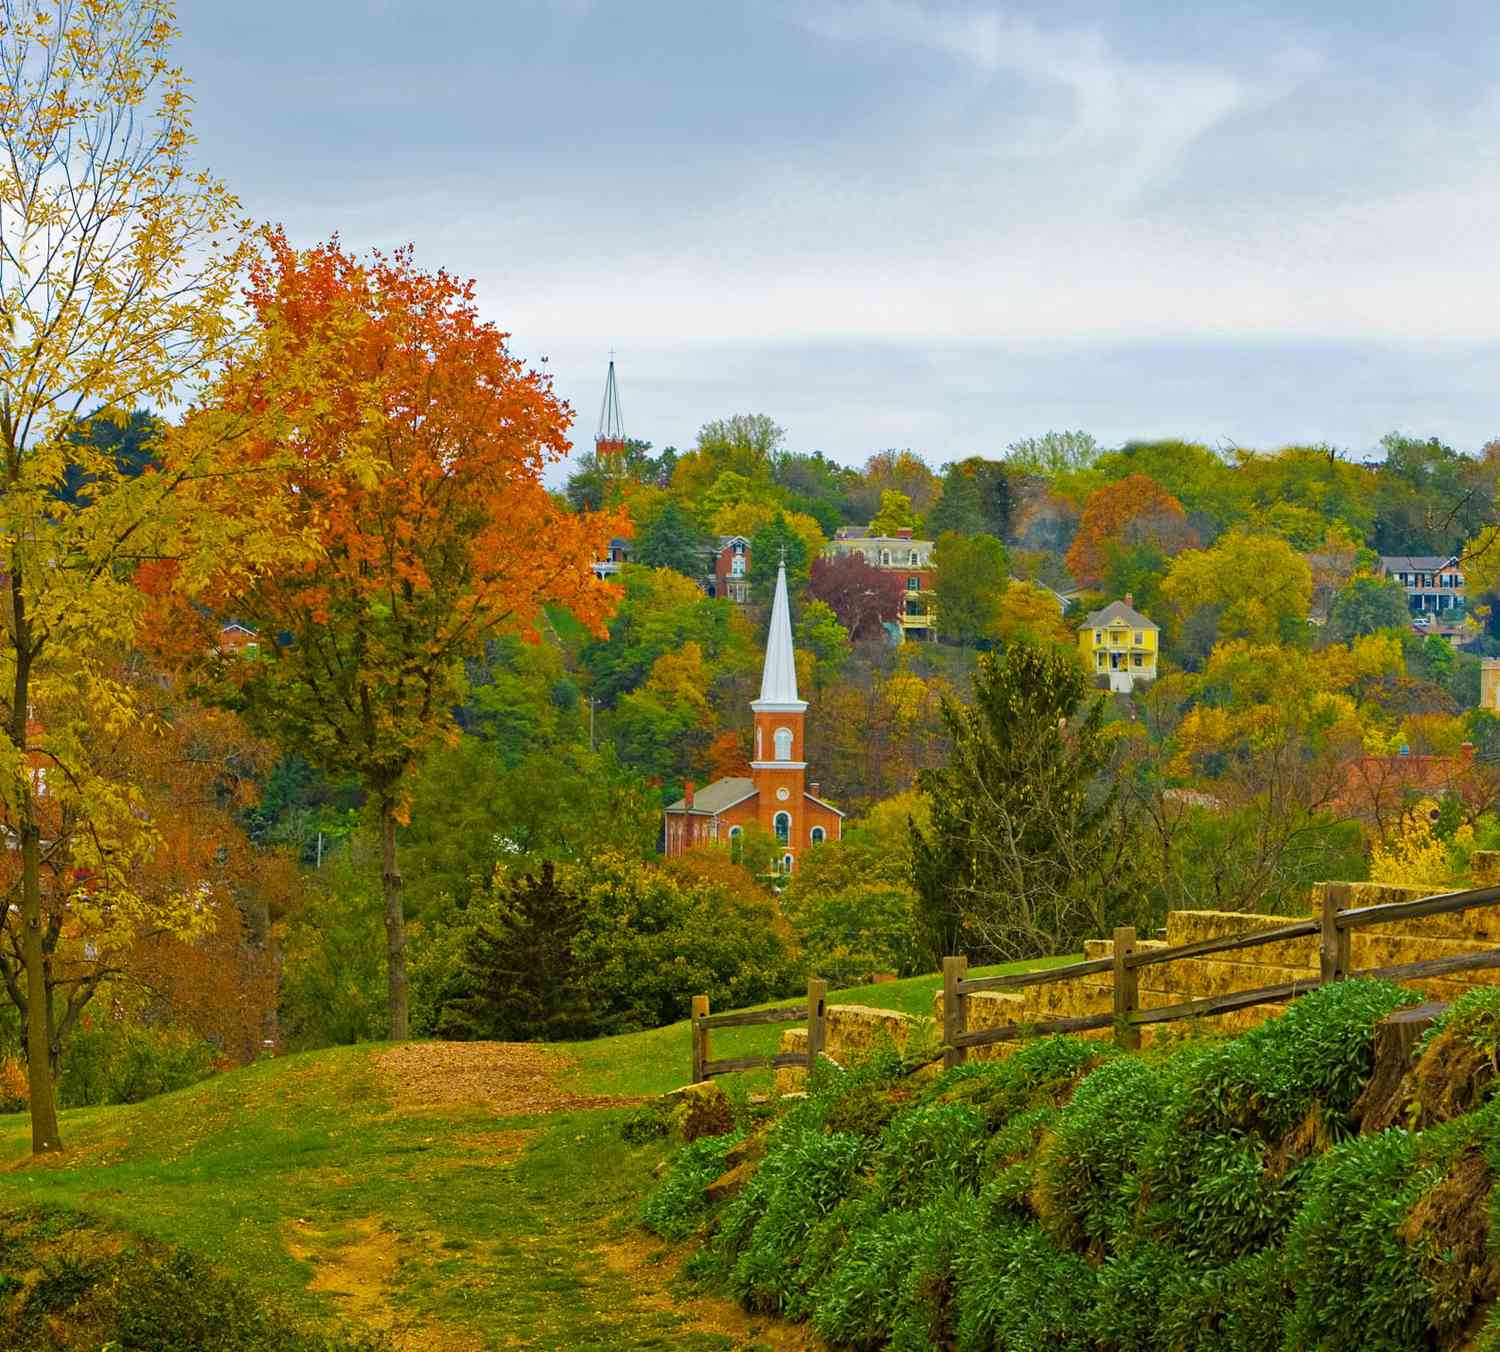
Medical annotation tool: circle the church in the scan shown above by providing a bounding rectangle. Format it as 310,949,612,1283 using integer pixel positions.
662,562,843,873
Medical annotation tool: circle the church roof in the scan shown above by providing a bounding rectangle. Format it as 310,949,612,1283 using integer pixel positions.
664,777,756,814
754,561,805,710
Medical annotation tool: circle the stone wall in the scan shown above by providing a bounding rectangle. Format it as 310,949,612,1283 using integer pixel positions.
774,876,1500,1078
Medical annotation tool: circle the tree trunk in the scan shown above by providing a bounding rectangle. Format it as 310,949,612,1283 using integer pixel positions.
380,797,409,1041
21,814,61,1154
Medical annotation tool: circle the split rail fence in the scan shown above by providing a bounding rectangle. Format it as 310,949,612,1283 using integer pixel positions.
690,977,827,1083
941,881,1500,1067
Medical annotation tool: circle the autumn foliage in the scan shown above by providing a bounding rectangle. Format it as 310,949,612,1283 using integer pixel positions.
809,552,905,639
1065,473,1197,586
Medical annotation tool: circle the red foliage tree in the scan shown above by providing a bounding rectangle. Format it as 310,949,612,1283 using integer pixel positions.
1065,473,1197,587
809,554,905,640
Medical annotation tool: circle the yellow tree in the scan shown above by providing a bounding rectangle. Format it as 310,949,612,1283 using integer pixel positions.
0,2,248,1153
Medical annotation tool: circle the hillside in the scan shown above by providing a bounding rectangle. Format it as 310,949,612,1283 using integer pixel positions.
643,978,1500,1351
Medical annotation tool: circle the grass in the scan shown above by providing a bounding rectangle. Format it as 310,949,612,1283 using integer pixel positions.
563,953,1081,1099
0,954,1071,1348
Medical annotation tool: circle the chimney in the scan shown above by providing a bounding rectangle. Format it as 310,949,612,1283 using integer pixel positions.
1125,592,1134,608
1462,742,1476,760
810,782,820,798
897,527,913,539
684,780,695,809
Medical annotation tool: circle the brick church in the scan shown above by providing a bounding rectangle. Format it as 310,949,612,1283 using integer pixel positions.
663,561,843,873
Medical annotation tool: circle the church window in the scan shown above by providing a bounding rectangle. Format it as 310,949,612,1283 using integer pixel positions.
782,853,794,874
810,826,825,844
774,811,790,843
729,825,742,840
774,727,793,760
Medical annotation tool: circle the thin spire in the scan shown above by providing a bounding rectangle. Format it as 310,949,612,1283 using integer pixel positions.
755,562,805,708
596,354,625,450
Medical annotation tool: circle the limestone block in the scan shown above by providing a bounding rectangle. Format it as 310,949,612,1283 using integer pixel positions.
1362,907,1500,945
1472,851,1500,885
774,1027,808,1094
1351,932,1500,982
1167,956,1317,1000
1163,910,1320,968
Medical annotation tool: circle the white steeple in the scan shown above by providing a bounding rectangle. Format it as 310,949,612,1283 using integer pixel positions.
752,561,807,712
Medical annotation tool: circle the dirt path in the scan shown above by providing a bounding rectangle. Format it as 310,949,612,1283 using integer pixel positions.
355,1040,825,1350
374,1040,643,1115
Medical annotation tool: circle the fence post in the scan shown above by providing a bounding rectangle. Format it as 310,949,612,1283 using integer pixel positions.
691,994,709,1083
1320,883,1352,984
806,977,828,1075
943,955,969,1069
1112,926,1141,1051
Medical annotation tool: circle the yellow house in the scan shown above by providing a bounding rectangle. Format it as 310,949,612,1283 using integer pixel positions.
1079,594,1159,692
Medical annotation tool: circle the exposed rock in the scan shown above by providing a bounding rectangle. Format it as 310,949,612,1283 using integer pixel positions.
705,1159,757,1203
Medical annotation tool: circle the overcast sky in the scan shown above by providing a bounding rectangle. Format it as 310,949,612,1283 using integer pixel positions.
176,0,1500,476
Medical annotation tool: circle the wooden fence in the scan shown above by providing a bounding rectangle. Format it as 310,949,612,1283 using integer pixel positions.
691,977,828,1083
941,881,1500,1066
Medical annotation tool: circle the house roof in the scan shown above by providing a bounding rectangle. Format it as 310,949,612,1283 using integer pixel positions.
1381,555,1460,572
805,792,846,818
1080,600,1157,630
665,777,756,815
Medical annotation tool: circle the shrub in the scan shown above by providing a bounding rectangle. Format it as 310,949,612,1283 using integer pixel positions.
952,1218,1098,1351
59,1024,217,1109
0,1056,27,1114
722,1126,868,1312
640,1131,744,1240
874,1102,987,1209
1034,1055,1163,1253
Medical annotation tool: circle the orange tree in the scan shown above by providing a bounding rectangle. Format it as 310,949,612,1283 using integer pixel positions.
1065,472,1196,588
176,233,624,1039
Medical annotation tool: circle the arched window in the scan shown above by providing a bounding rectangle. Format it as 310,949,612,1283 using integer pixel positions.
774,727,793,761
774,811,790,844
810,826,825,844
782,853,794,874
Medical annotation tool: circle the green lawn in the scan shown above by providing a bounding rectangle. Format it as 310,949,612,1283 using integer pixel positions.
0,954,1072,1348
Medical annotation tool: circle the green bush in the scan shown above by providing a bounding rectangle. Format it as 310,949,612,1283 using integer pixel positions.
1035,1055,1163,1252
645,980,1500,1351
59,1024,217,1109
639,1131,744,1240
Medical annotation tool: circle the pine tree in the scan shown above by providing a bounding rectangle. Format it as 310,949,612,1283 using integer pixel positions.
635,501,708,578
928,463,985,537
435,865,593,1042
911,642,1137,963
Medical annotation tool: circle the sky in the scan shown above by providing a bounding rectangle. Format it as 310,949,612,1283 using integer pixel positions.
176,0,1500,479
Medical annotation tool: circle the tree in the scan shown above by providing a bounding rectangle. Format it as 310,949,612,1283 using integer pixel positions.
869,489,916,536
432,864,593,1042
0,2,249,1154
932,532,1008,646
1327,574,1411,643
1066,474,1196,588
912,642,1134,963
927,462,985,537
634,500,706,578
1004,430,1100,477
808,553,904,640
183,234,623,1041
794,599,850,690
993,581,1072,650
749,512,812,605
1162,530,1313,646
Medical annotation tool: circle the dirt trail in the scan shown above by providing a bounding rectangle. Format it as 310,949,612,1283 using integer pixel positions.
374,1040,642,1115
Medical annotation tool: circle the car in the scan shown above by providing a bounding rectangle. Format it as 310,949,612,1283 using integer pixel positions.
1412,614,1433,629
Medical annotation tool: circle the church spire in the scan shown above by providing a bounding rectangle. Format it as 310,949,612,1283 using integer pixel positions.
754,561,806,711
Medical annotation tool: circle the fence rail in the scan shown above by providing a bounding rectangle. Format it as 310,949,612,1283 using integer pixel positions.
941,881,1500,1065
691,978,827,1083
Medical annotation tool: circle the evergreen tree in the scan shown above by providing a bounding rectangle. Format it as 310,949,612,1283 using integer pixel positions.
434,864,593,1042
749,512,811,605
912,642,1137,964
932,531,1009,646
928,462,985,537
635,500,707,577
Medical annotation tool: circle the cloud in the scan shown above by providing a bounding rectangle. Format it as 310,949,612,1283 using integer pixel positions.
798,0,1248,207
